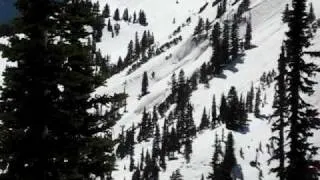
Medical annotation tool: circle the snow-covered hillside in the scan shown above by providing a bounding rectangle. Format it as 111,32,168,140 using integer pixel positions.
91,0,320,179
0,0,319,179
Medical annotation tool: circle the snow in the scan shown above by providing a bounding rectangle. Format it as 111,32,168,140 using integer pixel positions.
94,0,320,179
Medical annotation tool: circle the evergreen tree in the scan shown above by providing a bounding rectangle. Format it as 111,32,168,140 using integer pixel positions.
269,46,287,180
114,8,120,21
211,95,218,128
102,3,110,18
170,169,183,180
132,168,141,180
208,133,223,180
141,71,149,96
254,87,261,117
282,4,290,23
219,94,228,124
199,108,210,130
123,8,129,21
184,138,193,163
0,0,118,179
307,3,316,24
246,83,255,113
152,124,161,159
107,19,113,32
139,10,148,26
231,16,239,61
221,21,230,64
244,21,252,49
211,22,222,74
221,133,237,180
125,40,134,64
130,153,135,172
194,17,204,35
284,0,320,179
135,32,141,59
199,62,209,84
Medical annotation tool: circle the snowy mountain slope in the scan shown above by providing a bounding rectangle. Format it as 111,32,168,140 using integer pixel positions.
92,0,320,179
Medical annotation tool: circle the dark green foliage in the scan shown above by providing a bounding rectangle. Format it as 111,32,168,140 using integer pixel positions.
184,138,192,163
246,83,255,113
152,124,161,159
199,108,210,130
307,3,316,24
283,0,320,179
139,10,148,26
170,169,183,180
194,17,204,35
254,87,261,117
114,8,120,21
208,133,223,180
0,0,121,179
211,22,223,74
102,3,110,18
244,21,252,49
132,168,141,180
221,21,230,64
211,95,218,128
269,46,287,180
231,16,239,61
220,133,237,180
141,71,149,96
123,8,129,21
282,4,290,23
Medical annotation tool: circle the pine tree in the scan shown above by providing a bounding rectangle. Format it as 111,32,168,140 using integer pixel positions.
231,16,239,61
130,153,135,172
221,133,237,180
141,71,149,96
123,8,129,21
184,138,193,163
254,87,261,117
170,169,183,180
132,168,141,180
219,94,228,124
246,82,255,113
138,10,148,26
221,21,230,64
135,32,141,59
194,17,204,35
107,19,113,32
211,95,218,128
199,108,210,130
114,8,120,21
208,133,223,180
0,1,118,179
282,4,290,23
284,0,320,179
211,22,222,74
103,3,110,18
307,3,316,24
269,46,287,180
244,21,252,49
152,124,161,159
125,40,134,64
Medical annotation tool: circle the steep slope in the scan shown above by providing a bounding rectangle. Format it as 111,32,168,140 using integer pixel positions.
92,0,320,179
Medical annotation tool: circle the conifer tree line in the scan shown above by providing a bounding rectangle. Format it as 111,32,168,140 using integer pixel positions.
208,132,239,180
0,0,126,179
103,3,148,26
269,1,320,180
192,2,253,86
